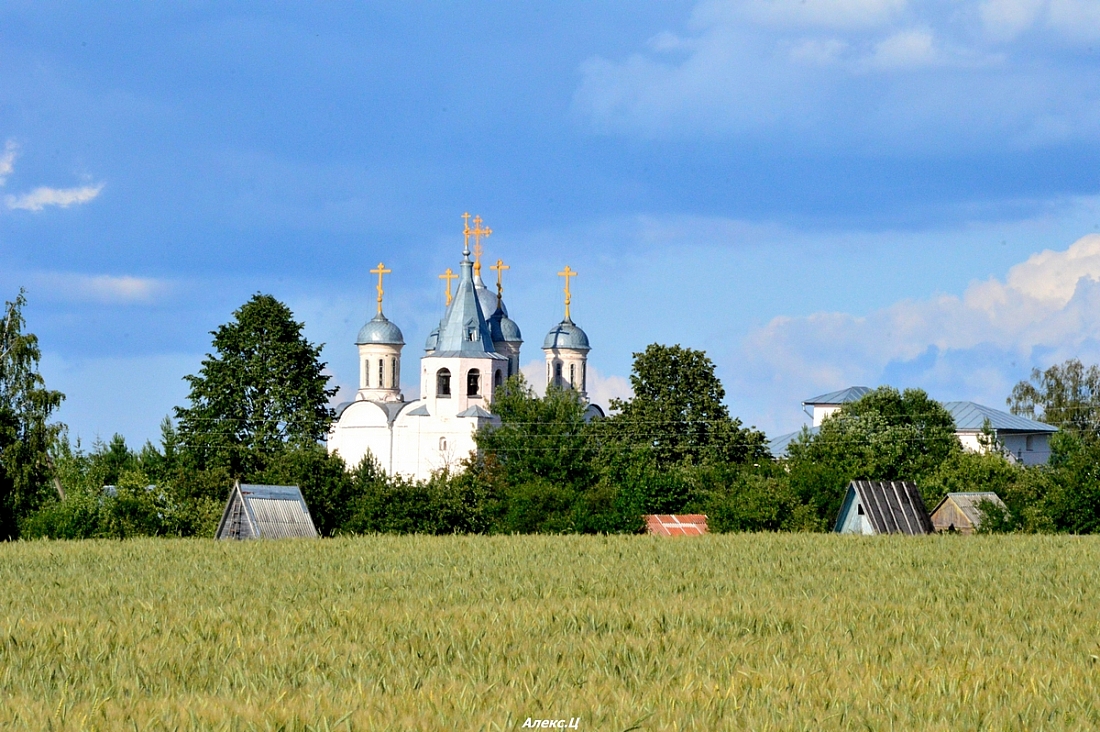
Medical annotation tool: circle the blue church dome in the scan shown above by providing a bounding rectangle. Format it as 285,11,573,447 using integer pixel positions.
356,313,404,345
489,308,522,344
542,318,590,351
424,326,440,351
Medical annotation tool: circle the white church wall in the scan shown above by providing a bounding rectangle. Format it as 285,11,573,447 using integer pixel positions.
327,400,395,472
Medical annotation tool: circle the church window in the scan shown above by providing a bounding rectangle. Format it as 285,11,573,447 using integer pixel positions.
439,437,448,453
363,359,369,387
467,369,481,397
378,359,384,387
582,362,586,391
569,363,575,388
494,369,503,388
392,359,398,388
437,368,451,398
555,363,562,387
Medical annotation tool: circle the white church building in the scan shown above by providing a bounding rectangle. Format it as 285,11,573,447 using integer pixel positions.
327,216,600,481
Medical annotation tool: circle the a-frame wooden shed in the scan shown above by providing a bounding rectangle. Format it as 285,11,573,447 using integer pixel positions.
834,480,934,535
215,481,319,540
930,492,1006,534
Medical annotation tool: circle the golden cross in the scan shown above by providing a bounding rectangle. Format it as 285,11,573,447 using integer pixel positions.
439,267,457,306
370,262,391,315
490,259,509,303
471,215,491,275
558,265,576,320
462,211,472,254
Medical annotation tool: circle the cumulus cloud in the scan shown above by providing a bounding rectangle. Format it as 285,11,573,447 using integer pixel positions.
981,0,1100,43
741,234,1100,428
32,272,170,304
573,0,1099,149
6,184,104,211
0,141,16,185
520,359,632,410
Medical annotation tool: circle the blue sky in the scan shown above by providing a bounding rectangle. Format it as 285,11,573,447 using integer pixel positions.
3,1,1100,446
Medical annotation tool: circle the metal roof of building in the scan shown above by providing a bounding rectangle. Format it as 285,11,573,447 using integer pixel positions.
215,483,318,540
767,427,819,457
542,318,591,351
645,514,708,536
835,480,933,535
356,312,404,345
803,386,872,406
942,401,1057,433
431,246,500,357
931,492,1006,529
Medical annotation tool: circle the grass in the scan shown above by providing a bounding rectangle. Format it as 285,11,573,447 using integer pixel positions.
1,534,1099,731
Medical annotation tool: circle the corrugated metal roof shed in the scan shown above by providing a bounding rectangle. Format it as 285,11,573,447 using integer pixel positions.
930,492,1007,534
834,480,933,535
942,401,1057,433
215,482,318,540
645,514,708,536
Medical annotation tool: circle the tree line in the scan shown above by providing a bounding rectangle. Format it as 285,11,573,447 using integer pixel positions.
4,290,1100,539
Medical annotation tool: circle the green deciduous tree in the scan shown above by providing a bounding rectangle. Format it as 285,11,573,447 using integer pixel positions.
175,294,337,476
787,386,961,522
595,344,766,469
476,375,595,489
1008,358,1100,439
0,290,65,539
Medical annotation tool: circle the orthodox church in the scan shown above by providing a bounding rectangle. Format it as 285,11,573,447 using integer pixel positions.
327,215,602,481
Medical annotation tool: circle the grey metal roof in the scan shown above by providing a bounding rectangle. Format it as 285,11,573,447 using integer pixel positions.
803,386,872,406
424,326,439,352
474,274,503,319
404,403,430,416
356,312,404,345
457,404,494,418
836,480,934,535
932,492,1007,528
332,400,405,424
432,248,500,356
767,427,819,457
542,318,590,351
216,483,318,540
489,306,523,343
943,401,1057,433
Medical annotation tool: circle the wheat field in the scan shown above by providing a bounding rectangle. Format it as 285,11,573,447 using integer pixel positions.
1,534,1098,731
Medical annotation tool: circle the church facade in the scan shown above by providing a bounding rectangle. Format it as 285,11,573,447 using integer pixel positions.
326,216,600,481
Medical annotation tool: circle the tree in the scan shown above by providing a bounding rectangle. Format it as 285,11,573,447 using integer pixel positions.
1008,358,1100,438
786,386,961,521
0,290,65,539
475,375,595,489
594,344,766,470
175,294,336,476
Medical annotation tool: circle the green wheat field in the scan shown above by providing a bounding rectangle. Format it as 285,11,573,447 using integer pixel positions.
2,535,1099,731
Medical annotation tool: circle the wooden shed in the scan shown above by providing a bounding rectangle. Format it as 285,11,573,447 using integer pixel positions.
930,492,1006,534
645,514,708,536
215,481,319,540
834,480,933,535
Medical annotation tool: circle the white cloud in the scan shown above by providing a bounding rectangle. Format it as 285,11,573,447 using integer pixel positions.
573,0,1100,149
740,234,1100,430
0,141,16,185
865,28,938,69
520,359,632,410
981,0,1100,43
6,183,104,211
31,272,170,304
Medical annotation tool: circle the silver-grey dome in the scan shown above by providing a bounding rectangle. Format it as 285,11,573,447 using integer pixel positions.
489,309,523,344
474,279,506,319
356,313,404,345
542,318,590,351
424,326,440,351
